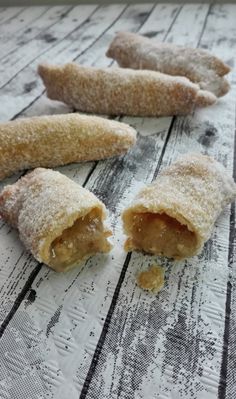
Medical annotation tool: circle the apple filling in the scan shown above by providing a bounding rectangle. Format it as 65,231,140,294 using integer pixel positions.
49,209,111,270
126,212,197,259
137,264,164,293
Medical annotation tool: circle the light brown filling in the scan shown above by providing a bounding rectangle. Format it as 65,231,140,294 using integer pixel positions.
126,212,197,259
137,264,164,293
49,209,111,270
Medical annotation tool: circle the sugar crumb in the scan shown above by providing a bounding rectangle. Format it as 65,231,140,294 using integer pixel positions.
137,264,165,293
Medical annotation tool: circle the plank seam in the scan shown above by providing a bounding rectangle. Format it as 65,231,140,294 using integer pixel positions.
163,4,183,41
9,4,127,120
152,116,176,181
74,4,129,63
196,3,212,47
0,5,58,62
0,7,26,27
0,263,42,339
79,253,132,399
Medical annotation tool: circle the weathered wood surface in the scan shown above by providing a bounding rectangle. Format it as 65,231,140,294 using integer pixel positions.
0,4,235,399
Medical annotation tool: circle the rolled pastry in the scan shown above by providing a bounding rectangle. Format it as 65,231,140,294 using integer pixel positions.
106,31,231,97
122,153,236,260
0,113,136,181
0,168,112,272
38,63,216,117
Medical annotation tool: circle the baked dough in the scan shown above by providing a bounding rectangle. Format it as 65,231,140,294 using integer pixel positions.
122,153,236,260
106,31,231,97
38,63,216,117
0,168,112,272
0,113,136,181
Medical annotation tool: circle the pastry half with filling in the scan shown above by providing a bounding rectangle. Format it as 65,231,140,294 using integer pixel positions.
122,153,236,260
0,113,136,181
0,168,112,272
106,31,231,97
38,63,216,117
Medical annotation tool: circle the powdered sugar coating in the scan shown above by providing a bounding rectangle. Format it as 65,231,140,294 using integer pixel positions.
123,153,236,258
38,63,216,118
107,31,231,97
0,113,136,181
0,168,111,269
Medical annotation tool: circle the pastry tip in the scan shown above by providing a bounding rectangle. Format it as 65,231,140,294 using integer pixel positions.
196,90,217,107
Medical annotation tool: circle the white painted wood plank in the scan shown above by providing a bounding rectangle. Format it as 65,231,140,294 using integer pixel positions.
0,6,68,60
0,6,23,25
0,4,97,89
78,3,178,67
0,6,49,37
165,2,209,46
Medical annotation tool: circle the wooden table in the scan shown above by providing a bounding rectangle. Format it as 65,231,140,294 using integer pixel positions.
0,3,235,399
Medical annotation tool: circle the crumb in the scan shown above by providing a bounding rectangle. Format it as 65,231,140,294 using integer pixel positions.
137,264,165,293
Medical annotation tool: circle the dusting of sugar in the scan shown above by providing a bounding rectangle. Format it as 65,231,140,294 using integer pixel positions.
38,62,216,118
0,113,136,180
0,168,110,266
107,31,231,97
123,153,236,258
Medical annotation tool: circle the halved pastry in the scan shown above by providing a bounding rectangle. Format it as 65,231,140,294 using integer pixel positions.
122,153,236,260
0,113,136,181
106,31,231,97
0,168,112,272
38,63,216,117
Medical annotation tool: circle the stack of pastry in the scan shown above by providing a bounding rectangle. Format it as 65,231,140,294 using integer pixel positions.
0,30,234,275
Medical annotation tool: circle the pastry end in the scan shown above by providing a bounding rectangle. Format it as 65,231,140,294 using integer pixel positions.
196,90,217,107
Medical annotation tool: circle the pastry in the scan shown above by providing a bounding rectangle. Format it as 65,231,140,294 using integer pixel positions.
0,168,112,272
122,153,236,260
0,113,136,181
106,31,231,97
38,63,217,117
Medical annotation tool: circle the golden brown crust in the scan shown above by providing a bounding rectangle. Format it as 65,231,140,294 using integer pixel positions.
38,63,216,117
0,168,112,271
0,113,136,181
107,31,231,97
122,153,236,259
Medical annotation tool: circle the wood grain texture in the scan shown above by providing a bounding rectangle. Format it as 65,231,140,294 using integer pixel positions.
0,6,68,61
0,4,235,399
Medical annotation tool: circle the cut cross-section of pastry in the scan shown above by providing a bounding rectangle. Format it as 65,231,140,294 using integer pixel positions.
0,113,136,181
106,31,231,97
122,153,236,260
0,168,112,272
38,63,216,117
